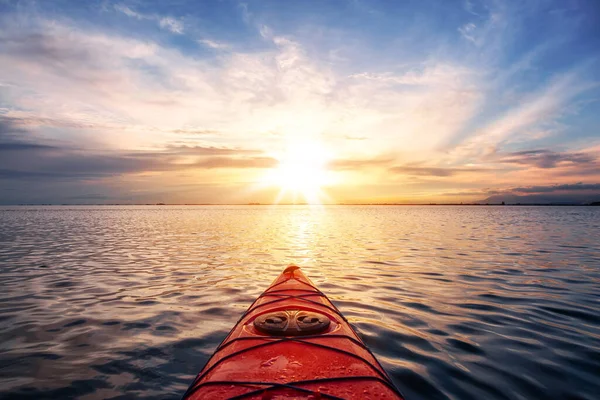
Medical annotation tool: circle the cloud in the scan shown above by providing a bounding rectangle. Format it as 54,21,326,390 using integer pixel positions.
0,117,25,139
491,149,595,169
341,64,483,153
194,156,276,169
0,117,62,151
451,71,596,160
0,13,485,159
0,149,276,180
159,17,184,34
113,4,143,19
170,128,221,135
0,114,114,131
0,142,56,151
164,145,260,155
198,39,228,50
0,169,71,180
389,165,486,177
349,64,474,87
458,22,477,44
0,119,276,181
114,4,184,34
329,156,393,170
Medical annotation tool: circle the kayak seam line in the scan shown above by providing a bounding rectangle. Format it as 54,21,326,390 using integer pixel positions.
215,334,373,356
198,376,401,400
262,288,320,294
225,381,346,400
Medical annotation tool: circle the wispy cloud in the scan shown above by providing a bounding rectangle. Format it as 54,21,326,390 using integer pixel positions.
448,68,598,163
159,17,184,34
329,156,393,171
113,4,143,19
198,39,229,50
114,4,184,34
389,165,487,177
490,149,596,169
458,22,477,44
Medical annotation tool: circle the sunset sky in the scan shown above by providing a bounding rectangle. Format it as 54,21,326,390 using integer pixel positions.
1,0,599,204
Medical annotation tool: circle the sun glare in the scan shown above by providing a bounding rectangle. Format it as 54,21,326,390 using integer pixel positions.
264,141,331,204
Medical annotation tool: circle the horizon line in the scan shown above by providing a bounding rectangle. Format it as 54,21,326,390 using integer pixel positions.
2,202,599,206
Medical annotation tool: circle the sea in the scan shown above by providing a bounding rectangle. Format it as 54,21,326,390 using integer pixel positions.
0,205,599,399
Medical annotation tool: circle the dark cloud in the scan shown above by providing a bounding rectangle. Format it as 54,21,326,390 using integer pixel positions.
1,116,227,138
491,149,595,168
389,165,485,177
0,152,161,180
0,118,61,151
1,32,93,64
193,156,277,169
0,149,276,181
0,118,25,139
0,30,118,86
0,118,276,184
388,149,597,179
0,169,71,180
163,145,262,156
0,142,57,151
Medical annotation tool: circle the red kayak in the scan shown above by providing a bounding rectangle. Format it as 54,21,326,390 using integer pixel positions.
183,265,404,399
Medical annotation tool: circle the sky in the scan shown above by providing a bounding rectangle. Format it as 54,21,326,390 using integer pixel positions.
0,0,599,204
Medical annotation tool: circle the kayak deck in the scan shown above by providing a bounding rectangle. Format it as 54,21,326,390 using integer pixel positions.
183,265,404,399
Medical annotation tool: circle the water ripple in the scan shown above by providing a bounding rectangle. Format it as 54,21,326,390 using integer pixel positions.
0,205,599,399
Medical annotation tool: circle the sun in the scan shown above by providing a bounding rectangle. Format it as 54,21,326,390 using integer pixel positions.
264,141,331,204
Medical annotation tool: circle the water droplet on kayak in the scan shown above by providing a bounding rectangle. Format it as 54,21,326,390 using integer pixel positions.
260,356,278,367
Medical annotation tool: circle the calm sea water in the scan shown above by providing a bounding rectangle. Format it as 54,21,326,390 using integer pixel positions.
0,205,599,400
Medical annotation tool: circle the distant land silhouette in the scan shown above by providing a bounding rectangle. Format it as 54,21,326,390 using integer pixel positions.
479,193,600,205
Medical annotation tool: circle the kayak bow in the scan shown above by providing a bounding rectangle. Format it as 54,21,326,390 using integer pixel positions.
183,265,404,399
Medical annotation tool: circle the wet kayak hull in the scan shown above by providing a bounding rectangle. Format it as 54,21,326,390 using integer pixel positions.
183,266,404,399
